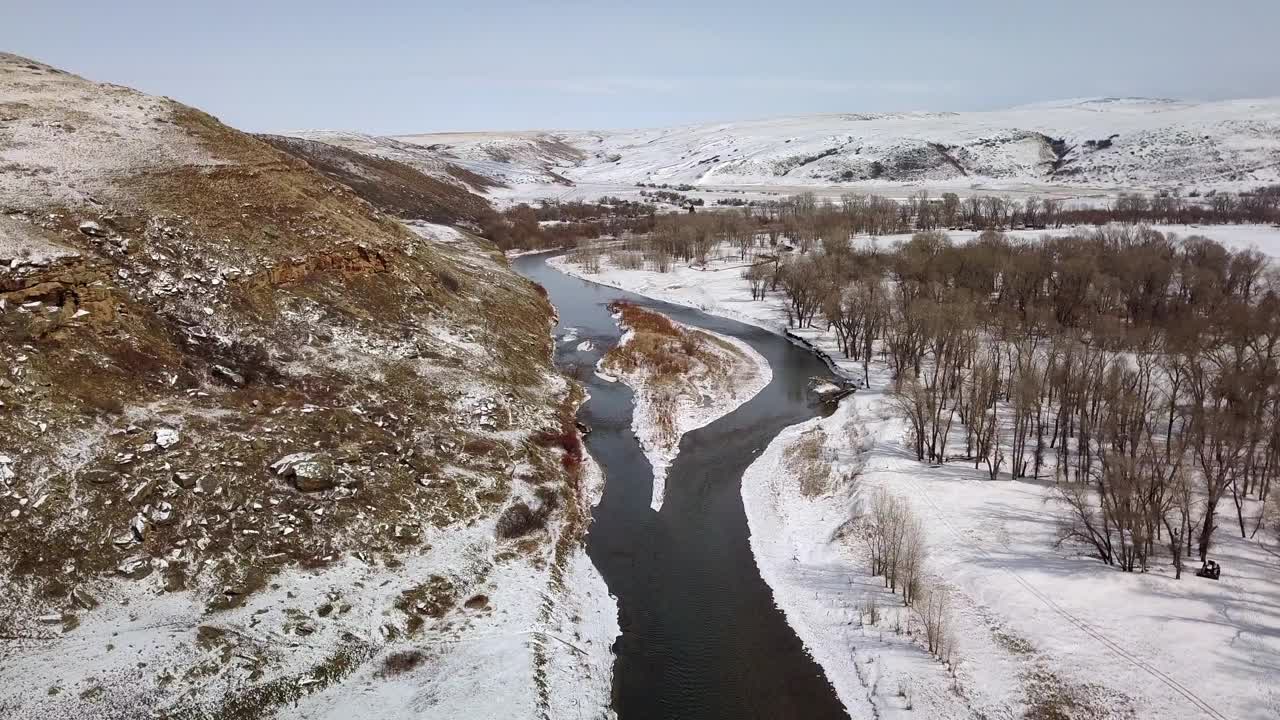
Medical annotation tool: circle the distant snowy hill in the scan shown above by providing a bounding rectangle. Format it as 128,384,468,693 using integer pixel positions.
290,129,585,190
299,97,1280,199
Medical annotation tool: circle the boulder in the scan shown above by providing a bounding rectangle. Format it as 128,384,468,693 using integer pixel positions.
271,452,338,492
128,477,157,505
150,501,175,525
211,365,245,387
80,468,117,485
154,427,180,449
163,564,186,593
129,513,147,542
78,220,107,238
117,555,152,579
70,588,98,610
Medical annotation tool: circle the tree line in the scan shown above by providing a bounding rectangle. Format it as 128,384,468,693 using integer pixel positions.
806,225,1276,576
478,198,657,251
480,184,1280,252
600,204,1280,577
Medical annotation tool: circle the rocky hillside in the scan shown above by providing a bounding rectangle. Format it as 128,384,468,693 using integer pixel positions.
256,134,494,225
283,130,527,190
293,129,585,191
0,53,613,719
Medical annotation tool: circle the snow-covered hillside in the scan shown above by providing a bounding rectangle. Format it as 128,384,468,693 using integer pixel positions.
290,129,584,190
375,98,1280,201
0,54,616,720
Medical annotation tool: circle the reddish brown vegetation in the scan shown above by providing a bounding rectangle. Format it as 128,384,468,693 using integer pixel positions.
536,390,585,470
604,301,713,381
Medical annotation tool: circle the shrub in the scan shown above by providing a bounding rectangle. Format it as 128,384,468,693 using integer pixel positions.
496,502,543,538
784,428,831,496
436,269,462,294
379,650,426,677
610,250,644,270
535,427,583,468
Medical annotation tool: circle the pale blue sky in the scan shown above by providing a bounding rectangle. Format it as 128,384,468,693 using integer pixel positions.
3,1,1277,133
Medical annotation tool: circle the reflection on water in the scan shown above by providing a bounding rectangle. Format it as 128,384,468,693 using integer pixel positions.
513,255,848,720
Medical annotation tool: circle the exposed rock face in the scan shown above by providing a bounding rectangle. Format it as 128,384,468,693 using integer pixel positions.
0,53,598,719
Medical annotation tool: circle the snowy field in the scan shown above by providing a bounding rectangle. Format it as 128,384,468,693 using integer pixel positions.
551,241,1280,720
386,97,1280,208
296,97,1280,211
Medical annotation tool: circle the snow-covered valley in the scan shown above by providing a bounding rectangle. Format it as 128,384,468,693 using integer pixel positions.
293,97,1280,207
551,239,1280,720
7,34,1280,720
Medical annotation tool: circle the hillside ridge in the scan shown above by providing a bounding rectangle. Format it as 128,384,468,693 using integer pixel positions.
303,96,1280,195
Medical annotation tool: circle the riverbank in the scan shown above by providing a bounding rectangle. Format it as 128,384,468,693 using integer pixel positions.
600,301,771,511
518,251,850,718
742,380,1037,719
550,245,1280,720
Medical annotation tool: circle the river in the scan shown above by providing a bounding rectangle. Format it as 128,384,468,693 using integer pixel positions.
512,253,848,720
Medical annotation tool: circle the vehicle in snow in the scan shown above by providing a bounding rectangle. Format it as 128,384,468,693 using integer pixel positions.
1196,560,1222,580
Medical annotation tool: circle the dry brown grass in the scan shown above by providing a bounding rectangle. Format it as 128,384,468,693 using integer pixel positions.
1022,667,1123,720
601,302,747,451
784,427,832,496
604,301,732,384
396,576,458,635
650,391,680,448
167,638,374,720
378,650,428,677
257,134,495,224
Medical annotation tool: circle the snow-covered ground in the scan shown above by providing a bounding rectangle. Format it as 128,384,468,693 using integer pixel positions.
587,305,771,511
547,253,788,335
742,400,1039,720
0,412,619,720
293,97,1280,210
385,97,1280,205
551,244,1280,720
288,452,618,720
0,53,223,208
0,420,619,717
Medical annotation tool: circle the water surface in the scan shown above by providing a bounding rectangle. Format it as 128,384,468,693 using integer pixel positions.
513,254,847,720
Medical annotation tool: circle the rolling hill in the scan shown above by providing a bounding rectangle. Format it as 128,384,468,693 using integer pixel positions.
300,97,1280,201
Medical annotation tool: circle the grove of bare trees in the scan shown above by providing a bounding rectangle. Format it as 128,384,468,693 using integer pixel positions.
485,183,1280,251
861,489,929,606
607,195,1280,578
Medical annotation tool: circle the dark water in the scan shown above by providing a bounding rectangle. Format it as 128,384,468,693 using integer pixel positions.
512,254,848,720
